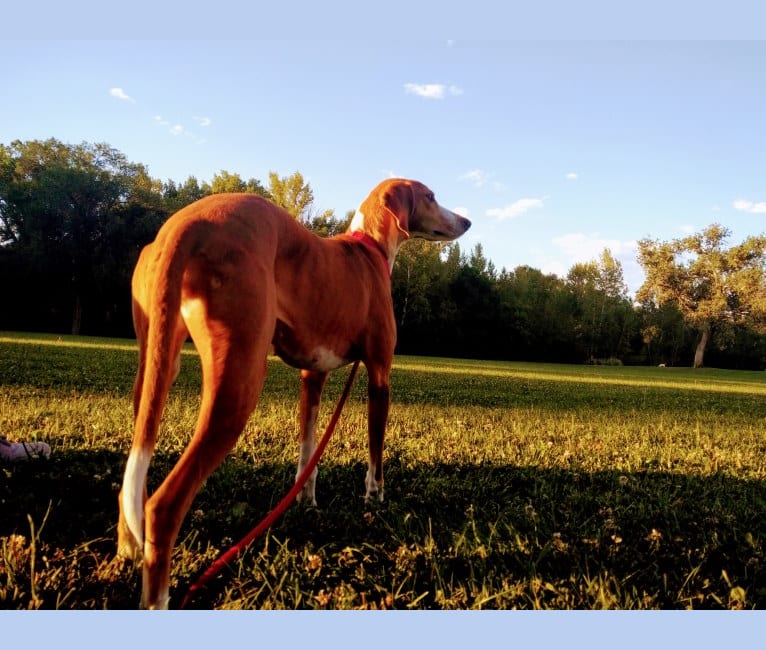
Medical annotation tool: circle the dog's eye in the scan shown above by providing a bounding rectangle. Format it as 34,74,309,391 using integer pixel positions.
427,193,435,203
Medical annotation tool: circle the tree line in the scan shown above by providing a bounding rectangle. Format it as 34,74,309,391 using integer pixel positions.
2,139,765,369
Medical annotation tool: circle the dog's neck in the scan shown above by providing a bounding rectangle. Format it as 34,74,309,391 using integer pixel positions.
349,230,392,277
347,201,409,273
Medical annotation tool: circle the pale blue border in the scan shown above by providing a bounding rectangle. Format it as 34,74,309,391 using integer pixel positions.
3,1,766,40
3,611,766,648
3,0,765,645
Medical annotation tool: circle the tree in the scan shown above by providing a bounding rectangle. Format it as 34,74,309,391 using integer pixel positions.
206,170,269,197
268,171,315,220
638,302,692,366
391,239,445,352
162,175,208,213
498,265,577,362
468,242,497,280
637,224,766,368
0,139,164,334
567,249,633,361
267,170,350,236
305,209,351,237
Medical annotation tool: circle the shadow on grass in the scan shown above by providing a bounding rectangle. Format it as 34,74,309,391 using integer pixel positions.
2,449,765,609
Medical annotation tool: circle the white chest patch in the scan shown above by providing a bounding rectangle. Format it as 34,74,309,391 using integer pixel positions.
311,346,347,372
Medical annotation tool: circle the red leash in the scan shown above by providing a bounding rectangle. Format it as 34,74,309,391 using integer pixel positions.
179,360,361,609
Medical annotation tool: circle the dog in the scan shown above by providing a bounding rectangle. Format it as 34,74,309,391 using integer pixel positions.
117,178,471,608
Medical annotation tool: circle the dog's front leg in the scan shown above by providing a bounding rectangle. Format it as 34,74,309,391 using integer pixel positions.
365,364,390,503
296,369,328,506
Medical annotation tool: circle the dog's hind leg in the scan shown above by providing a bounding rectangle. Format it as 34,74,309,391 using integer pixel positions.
117,318,187,560
118,269,189,561
296,370,328,506
140,282,276,609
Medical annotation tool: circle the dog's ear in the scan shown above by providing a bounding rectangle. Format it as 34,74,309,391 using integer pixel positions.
382,181,413,241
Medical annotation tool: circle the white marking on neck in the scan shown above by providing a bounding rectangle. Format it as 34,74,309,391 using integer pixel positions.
349,206,396,273
349,208,365,232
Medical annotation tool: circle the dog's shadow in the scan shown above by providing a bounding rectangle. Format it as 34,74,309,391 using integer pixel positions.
3,449,766,608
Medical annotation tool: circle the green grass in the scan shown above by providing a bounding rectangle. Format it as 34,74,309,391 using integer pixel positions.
2,331,766,609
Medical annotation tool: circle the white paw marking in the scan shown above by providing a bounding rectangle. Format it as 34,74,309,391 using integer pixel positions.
365,467,385,503
296,408,319,506
122,447,150,547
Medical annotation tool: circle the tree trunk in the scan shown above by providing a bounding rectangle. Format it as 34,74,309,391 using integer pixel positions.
693,325,710,368
71,294,82,336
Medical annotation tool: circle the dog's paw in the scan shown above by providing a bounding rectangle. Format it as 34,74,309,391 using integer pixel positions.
296,489,318,508
364,485,383,503
363,491,384,505
364,471,385,504
116,516,143,561
295,466,318,506
116,537,143,562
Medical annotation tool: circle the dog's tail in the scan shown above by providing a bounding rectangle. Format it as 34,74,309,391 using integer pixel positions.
121,220,209,549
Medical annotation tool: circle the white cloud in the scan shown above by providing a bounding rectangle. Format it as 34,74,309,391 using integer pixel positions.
487,197,544,221
460,169,505,191
734,199,766,213
404,83,463,99
155,116,205,141
147,109,211,143
565,172,578,180
537,258,569,279
549,233,643,295
109,87,135,103
460,169,488,187
553,232,636,260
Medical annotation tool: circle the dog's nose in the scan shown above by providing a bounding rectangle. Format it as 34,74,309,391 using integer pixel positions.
460,216,472,233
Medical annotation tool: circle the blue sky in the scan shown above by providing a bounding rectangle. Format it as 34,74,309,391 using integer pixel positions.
3,39,765,295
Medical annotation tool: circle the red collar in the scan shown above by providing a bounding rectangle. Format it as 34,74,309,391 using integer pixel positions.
349,231,391,277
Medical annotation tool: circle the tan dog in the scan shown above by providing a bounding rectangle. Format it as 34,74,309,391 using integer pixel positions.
117,178,471,608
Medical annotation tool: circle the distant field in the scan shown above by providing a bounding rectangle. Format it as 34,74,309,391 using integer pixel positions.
2,331,766,609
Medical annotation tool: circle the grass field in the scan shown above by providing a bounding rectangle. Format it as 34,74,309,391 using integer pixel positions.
2,331,766,609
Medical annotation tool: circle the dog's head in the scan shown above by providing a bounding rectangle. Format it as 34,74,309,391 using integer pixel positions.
352,178,471,255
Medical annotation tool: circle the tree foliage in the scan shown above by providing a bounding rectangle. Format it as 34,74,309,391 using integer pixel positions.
267,170,348,235
637,224,766,367
566,249,634,361
0,139,165,334
2,139,765,369
268,171,314,220
206,170,270,197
